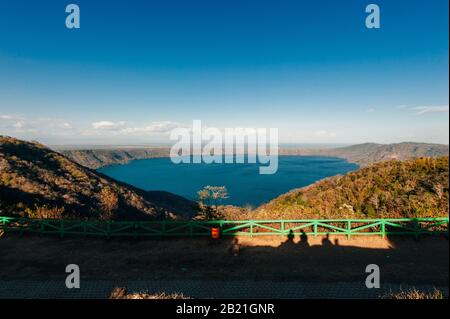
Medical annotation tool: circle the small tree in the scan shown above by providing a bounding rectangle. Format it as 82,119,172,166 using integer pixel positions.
197,186,229,220
99,186,119,220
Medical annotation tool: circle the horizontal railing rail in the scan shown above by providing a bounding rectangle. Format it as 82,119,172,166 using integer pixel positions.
0,216,448,239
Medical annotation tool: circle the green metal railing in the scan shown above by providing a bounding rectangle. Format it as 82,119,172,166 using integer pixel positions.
0,216,448,239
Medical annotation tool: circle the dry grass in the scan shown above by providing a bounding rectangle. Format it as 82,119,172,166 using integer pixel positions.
383,288,446,299
110,287,190,299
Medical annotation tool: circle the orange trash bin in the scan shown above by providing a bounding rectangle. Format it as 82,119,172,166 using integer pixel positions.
211,227,220,239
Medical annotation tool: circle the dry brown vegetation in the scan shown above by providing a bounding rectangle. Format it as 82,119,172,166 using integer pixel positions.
382,288,446,299
250,157,449,220
110,287,190,299
280,142,449,166
0,136,197,220
99,186,119,220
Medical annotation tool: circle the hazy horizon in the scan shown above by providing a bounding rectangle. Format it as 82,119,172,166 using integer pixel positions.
42,140,449,151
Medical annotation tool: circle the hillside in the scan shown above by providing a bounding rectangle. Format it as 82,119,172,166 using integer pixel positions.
0,137,196,220
252,157,449,220
327,142,449,166
59,142,449,169
280,142,449,166
59,148,170,169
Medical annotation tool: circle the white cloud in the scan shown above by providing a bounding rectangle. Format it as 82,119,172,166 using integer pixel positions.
413,105,449,115
90,120,180,135
0,114,22,121
0,115,75,135
57,122,73,129
121,121,179,134
10,120,37,133
314,130,337,138
13,121,26,129
1,115,182,142
91,121,126,130
0,115,35,132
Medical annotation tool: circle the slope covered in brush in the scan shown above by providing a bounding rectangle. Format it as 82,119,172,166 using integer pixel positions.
0,136,196,220
280,142,449,166
255,157,449,220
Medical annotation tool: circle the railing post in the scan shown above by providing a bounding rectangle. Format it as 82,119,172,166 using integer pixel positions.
161,221,166,237
381,220,386,239
133,222,137,240
18,218,24,237
2,217,7,235
60,220,65,238
347,220,351,240
83,221,87,238
281,221,285,239
414,219,419,239
106,221,111,239
447,219,449,240
314,221,317,237
250,221,253,239
39,220,44,237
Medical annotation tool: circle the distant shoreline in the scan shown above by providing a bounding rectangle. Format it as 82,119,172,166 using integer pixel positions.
51,143,351,151
58,142,449,170
95,154,360,172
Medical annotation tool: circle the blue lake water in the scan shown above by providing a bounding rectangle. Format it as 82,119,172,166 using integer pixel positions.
98,156,358,207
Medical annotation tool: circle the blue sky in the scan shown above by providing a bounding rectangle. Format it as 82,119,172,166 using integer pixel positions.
0,0,448,145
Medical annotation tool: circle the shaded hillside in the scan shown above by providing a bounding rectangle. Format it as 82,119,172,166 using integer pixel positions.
60,148,170,169
281,142,449,166
252,157,449,220
0,137,196,220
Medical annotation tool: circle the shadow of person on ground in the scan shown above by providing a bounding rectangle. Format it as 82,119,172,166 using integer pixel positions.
1,227,448,286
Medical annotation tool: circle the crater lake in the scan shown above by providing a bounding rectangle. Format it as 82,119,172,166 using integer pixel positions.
97,156,358,206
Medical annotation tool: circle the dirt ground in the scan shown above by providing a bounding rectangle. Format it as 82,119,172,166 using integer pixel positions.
0,233,448,286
